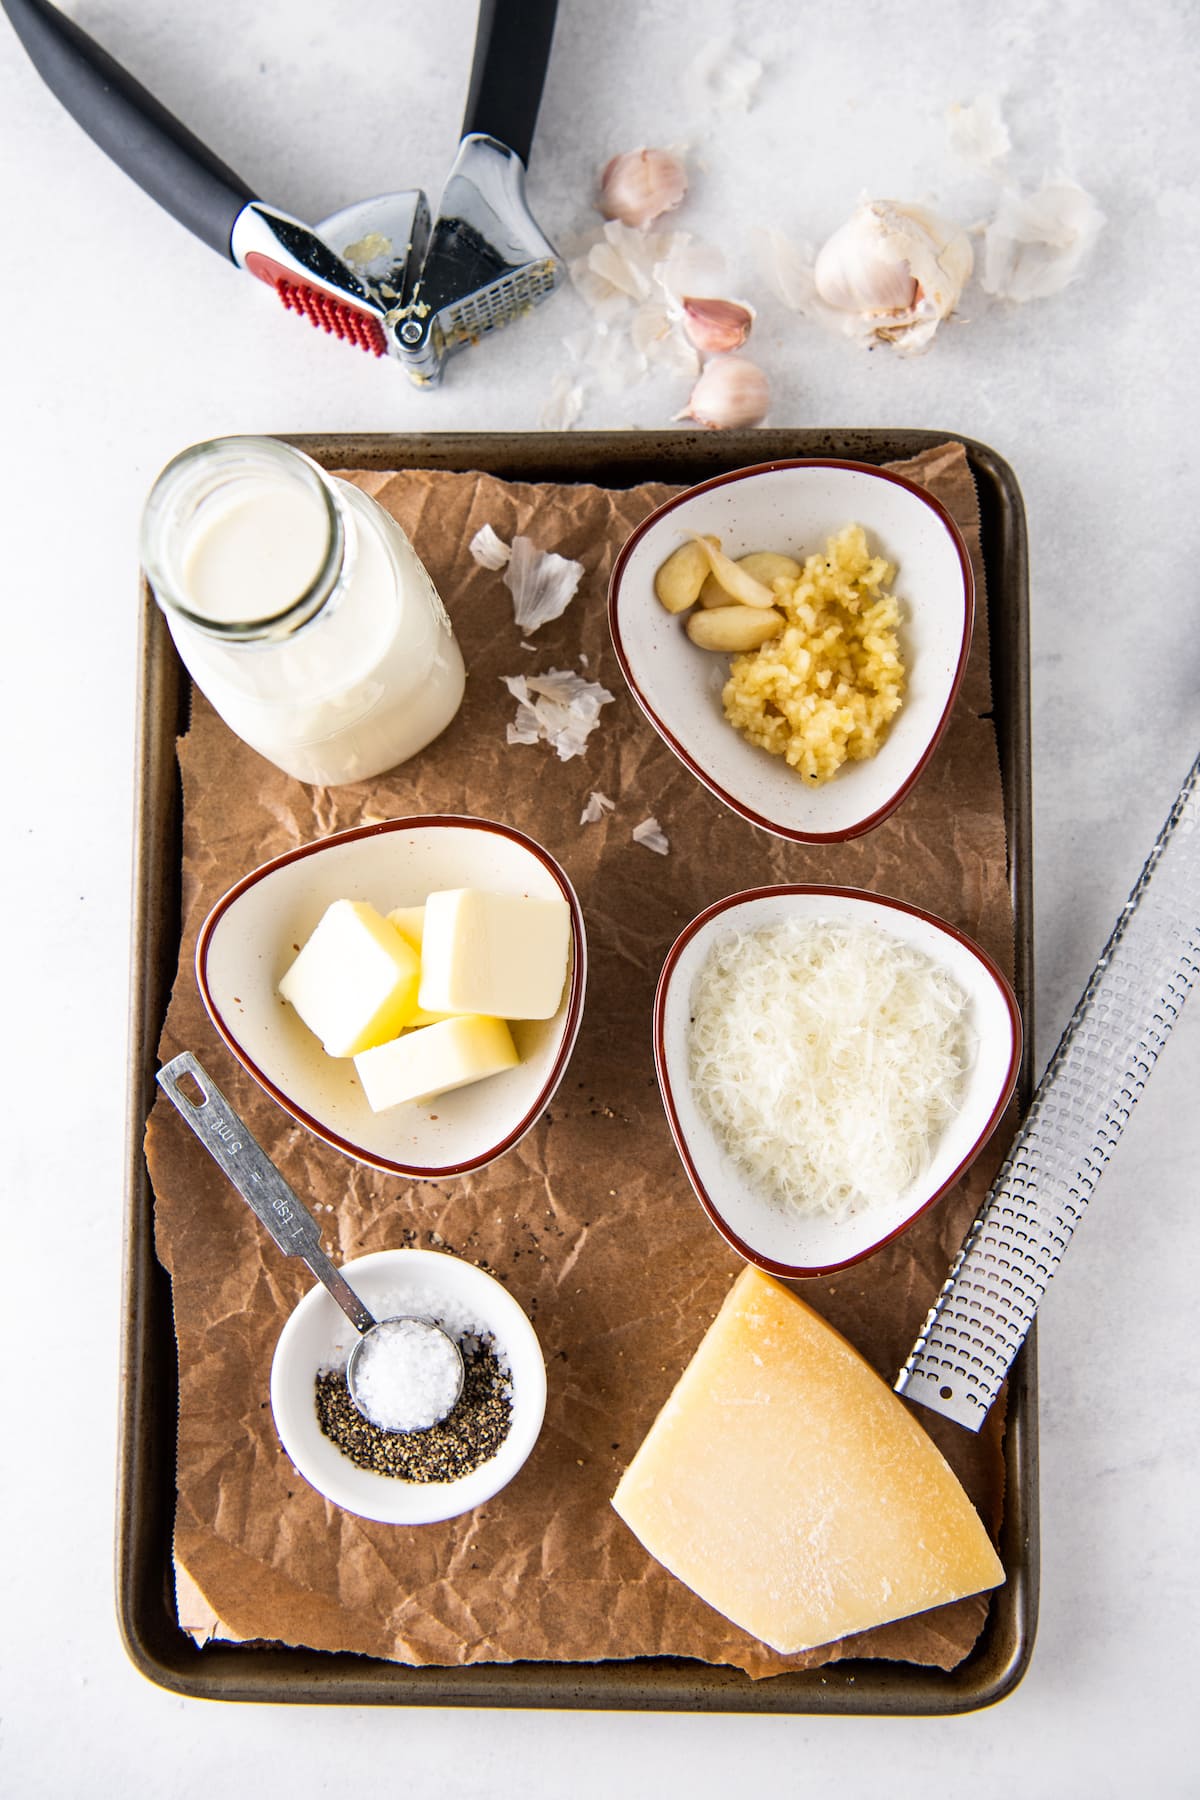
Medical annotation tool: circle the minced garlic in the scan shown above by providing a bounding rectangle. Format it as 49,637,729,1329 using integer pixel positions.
721,523,905,784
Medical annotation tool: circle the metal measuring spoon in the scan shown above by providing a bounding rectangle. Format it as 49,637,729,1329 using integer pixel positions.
156,1051,464,1432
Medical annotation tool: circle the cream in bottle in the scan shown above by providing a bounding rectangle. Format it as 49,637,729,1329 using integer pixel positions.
141,437,465,786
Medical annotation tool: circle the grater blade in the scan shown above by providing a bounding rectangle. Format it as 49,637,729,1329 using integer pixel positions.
896,750,1200,1431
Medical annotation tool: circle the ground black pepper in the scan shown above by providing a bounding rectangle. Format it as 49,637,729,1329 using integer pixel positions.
314,1338,513,1482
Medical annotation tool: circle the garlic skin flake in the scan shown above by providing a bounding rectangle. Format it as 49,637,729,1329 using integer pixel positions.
676,356,770,430
580,790,615,826
684,37,763,114
681,296,755,354
599,149,688,231
814,200,973,354
502,536,585,633
469,523,511,570
632,816,670,855
980,176,1105,303
563,220,726,389
752,226,821,315
502,670,614,762
540,371,585,431
947,94,1011,169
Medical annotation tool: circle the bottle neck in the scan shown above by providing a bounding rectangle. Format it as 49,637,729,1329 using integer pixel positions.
140,437,347,643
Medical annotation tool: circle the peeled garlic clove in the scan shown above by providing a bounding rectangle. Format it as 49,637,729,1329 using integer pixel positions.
687,534,776,607
700,553,799,606
599,149,688,231
676,356,770,430
737,551,801,586
686,605,784,652
680,296,755,354
813,200,973,352
655,536,718,613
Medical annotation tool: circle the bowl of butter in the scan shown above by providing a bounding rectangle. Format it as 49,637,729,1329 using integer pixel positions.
196,815,587,1178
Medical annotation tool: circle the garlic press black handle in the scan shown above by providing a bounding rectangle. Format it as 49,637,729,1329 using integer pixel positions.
2,0,253,259
461,0,558,166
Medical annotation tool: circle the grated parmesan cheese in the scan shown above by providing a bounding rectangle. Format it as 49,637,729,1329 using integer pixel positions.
688,918,971,1220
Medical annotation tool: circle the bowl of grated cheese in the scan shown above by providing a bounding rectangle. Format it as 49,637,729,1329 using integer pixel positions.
608,459,974,842
654,887,1020,1277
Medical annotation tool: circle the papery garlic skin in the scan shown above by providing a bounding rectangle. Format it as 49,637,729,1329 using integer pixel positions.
677,356,770,430
681,296,755,354
946,94,1011,168
980,176,1105,303
599,149,688,231
813,200,973,353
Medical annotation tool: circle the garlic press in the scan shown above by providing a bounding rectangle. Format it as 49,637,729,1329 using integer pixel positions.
3,0,562,384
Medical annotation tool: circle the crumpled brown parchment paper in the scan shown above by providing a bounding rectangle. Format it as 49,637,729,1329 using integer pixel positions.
145,441,1014,1680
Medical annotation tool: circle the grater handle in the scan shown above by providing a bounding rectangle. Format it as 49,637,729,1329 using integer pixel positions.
461,0,558,166
896,750,1200,1431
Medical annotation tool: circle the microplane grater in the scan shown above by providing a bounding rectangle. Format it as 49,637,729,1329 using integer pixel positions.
896,749,1200,1431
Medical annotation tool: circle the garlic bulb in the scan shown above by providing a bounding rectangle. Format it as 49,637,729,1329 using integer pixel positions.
813,200,973,353
599,149,688,231
680,296,755,354
676,356,770,430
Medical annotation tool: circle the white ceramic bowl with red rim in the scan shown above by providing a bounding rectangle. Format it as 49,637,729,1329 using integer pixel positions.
270,1249,547,1524
196,815,586,1179
654,886,1021,1279
608,459,974,842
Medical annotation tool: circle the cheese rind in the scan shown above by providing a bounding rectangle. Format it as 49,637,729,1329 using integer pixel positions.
418,889,570,1020
611,1267,1004,1655
353,1014,519,1111
278,900,420,1057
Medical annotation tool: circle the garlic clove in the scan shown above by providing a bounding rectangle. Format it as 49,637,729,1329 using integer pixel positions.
675,356,770,430
815,218,918,315
813,200,973,353
680,296,755,354
599,148,688,231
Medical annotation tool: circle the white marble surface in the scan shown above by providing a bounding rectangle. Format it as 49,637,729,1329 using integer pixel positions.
2,0,1195,1792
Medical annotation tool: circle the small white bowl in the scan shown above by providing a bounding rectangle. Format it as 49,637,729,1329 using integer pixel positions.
270,1249,547,1525
196,815,587,1179
655,887,1021,1278
608,459,974,842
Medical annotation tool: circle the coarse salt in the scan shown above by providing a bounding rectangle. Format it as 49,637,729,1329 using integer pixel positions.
350,1317,463,1433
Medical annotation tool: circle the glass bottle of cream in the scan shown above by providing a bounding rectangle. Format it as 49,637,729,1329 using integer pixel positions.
140,437,466,786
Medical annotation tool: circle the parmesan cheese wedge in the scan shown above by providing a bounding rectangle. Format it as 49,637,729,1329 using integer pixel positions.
611,1267,1004,1655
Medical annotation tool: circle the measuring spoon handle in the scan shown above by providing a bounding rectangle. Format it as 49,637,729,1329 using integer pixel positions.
156,1051,376,1336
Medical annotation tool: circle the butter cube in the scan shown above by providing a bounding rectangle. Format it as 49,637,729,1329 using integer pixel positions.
386,905,426,952
418,889,570,1020
279,900,421,1057
385,904,453,1027
354,1015,519,1111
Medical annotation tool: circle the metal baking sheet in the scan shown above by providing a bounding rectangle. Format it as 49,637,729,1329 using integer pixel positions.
118,428,1038,1712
